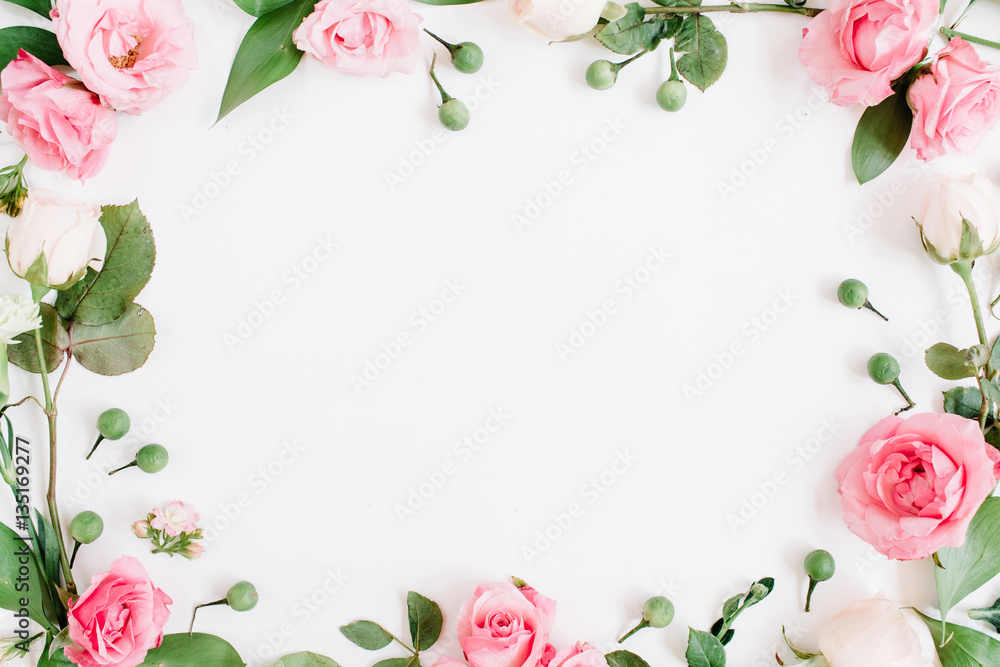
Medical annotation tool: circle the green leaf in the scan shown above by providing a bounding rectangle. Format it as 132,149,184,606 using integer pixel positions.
851,83,913,184
34,510,60,589
56,200,156,326
38,646,74,667
944,387,987,420
232,0,295,16
217,0,314,122
990,335,1000,371
937,498,1000,623
969,597,1000,633
917,611,1000,666
67,302,155,376
926,343,977,380
721,594,742,622
8,303,67,374
407,592,443,651
685,629,726,667
339,621,394,651
373,660,415,667
139,634,246,666
413,0,487,5
674,15,728,91
0,521,52,630
2,0,53,19
651,0,700,5
0,26,66,71
605,650,652,667
275,653,341,667
595,4,677,55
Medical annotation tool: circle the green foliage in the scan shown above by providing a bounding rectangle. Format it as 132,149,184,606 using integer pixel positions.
936,498,1000,624
0,26,66,71
925,343,977,380
407,592,443,651
232,0,295,16
340,621,395,651
1,0,52,18
8,304,67,373
68,303,156,376
0,521,53,630
139,633,246,666
851,83,913,184
605,650,652,667
596,4,678,55
275,653,341,667
917,612,1000,666
685,629,726,667
673,16,727,91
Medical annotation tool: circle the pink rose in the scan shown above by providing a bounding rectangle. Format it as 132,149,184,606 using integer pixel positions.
292,0,422,78
51,0,197,115
456,582,557,667
547,644,608,667
0,50,116,182
65,556,172,667
908,38,1000,161
150,501,200,537
836,413,1000,560
798,0,937,106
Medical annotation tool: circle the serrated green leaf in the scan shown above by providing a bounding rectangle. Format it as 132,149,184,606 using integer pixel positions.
851,83,913,184
217,0,314,122
339,621,394,651
233,0,295,16
685,629,726,667
2,0,52,19
407,592,443,651
605,650,652,667
275,653,340,667
917,611,1000,666
0,521,52,631
0,26,67,71
926,343,977,380
944,387,987,420
56,200,155,326
139,633,246,666
8,303,67,374
674,15,727,91
937,498,1000,624
595,4,676,55
67,302,155,376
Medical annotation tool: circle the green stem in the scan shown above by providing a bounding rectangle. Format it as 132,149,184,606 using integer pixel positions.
953,262,989,347
424,29,456,53
940,27,1000,51
390,633,418,656
108,460,137,476
615,50,647,71
618,619,649,643
189,599,228,634
892,379,916,414
804,578,818,612
646,3,822,16
429,54,452,104
977,374,991,432
668,48,679,81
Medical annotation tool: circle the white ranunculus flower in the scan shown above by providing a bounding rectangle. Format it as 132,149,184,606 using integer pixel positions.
509,0,608,41
915,173,999,264
5,188,105,290
0,294,40,345
815,598,940,667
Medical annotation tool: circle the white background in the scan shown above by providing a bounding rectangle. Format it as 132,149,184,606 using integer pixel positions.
3,0,1000,664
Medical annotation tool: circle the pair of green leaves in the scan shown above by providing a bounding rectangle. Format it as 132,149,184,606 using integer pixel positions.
595,2,727,91
918,612,1000,667
8,201,157,377
340,592,443,667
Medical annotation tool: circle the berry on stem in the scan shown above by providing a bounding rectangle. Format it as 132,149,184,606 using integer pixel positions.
656,49,686,112
867,353,915,414
108,444,169,476
69,511,104,567
190,581,259,634
618,595,674,642
837,279,887,321
87,408,130,459
803,549,835,612
424,29,484,74
586,51,646,91
429,54,469,131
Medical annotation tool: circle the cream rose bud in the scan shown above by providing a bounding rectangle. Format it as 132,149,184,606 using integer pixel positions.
816,598,939,667
5,189,106,289
915,173,999,264
510,0,608,41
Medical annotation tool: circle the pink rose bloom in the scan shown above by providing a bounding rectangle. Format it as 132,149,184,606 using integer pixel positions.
51,0,197,115
547,644,607,667
836,413,1000,560
292,0,422,78
0,50,116,182
798,0,938,106
456,582,556,667
65,556,172,667
908,38,1000,161
150,500,200,537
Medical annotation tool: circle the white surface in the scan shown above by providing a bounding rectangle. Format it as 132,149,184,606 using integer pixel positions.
3,0,1000,665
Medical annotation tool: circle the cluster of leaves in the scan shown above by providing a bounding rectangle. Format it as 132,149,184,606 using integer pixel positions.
0,0,69,72
932,336,1000,447
684,578,773,667
340,592,444,667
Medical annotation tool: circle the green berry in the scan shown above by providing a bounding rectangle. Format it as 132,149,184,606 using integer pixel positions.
642,596,675,628
136,444,169,474
656,79,687,112
69,511,104,544
837,279,868,309
439,99,470,132
804,550,835,582
867,353,900,385
227,581,259,611
97,408,130,440
452,42,484,74
586,60,618,91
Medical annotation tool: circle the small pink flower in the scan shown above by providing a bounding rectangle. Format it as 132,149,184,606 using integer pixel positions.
0,50,117,182
836,413,1000,560
65,556,172,667
547,644,607,667
150,501,200,537
908,37,1000,161
456,582,556,667
292,0,422,78
131,519,151,538
181,543,205,560
51,0,197,115
798,0,938,106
